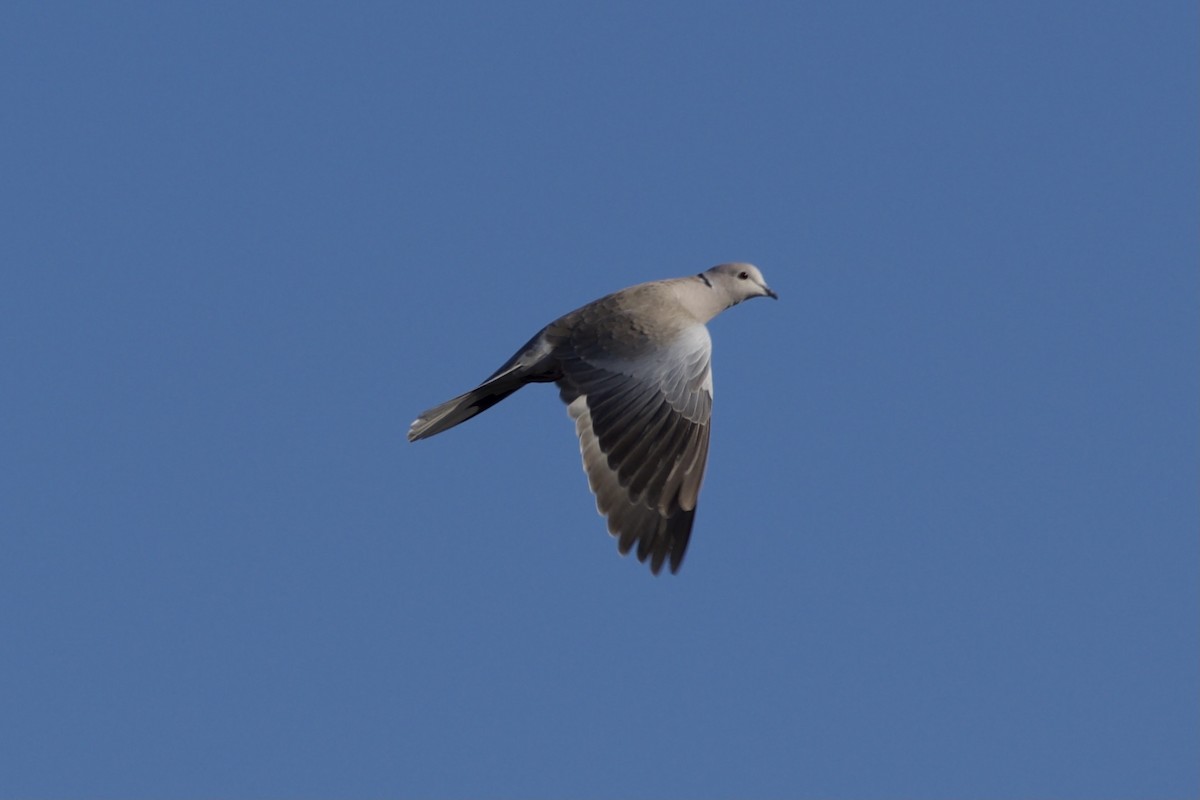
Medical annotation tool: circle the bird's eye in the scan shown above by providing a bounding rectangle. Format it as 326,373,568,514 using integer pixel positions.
738,271,749,280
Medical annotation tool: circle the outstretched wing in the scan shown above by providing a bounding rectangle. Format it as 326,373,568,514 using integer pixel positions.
556,324,713,574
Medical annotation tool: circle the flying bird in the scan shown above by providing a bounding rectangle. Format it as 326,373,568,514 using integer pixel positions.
408,262,777,574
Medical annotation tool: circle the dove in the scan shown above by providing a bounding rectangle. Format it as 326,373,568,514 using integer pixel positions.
408,262,777,574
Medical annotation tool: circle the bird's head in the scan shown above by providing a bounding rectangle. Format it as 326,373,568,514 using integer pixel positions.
702,262,778,304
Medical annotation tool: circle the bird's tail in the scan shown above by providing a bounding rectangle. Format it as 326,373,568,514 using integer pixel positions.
407,371,526,442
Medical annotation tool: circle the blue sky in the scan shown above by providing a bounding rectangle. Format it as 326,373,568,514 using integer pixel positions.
2,2,1196,797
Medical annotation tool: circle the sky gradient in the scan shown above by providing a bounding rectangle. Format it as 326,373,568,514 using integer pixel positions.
3,2,1197,797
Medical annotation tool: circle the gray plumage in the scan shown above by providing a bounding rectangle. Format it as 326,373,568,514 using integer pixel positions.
408,262,777,574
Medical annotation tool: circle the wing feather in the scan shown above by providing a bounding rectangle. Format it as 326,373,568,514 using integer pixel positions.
557,325,713,574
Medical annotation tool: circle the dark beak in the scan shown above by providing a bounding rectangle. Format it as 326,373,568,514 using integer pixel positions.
764,286,778,300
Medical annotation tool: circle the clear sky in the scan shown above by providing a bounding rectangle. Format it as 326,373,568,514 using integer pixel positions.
2,2,1196,798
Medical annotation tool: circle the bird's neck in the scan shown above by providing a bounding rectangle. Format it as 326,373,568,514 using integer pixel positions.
672,275,736,323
